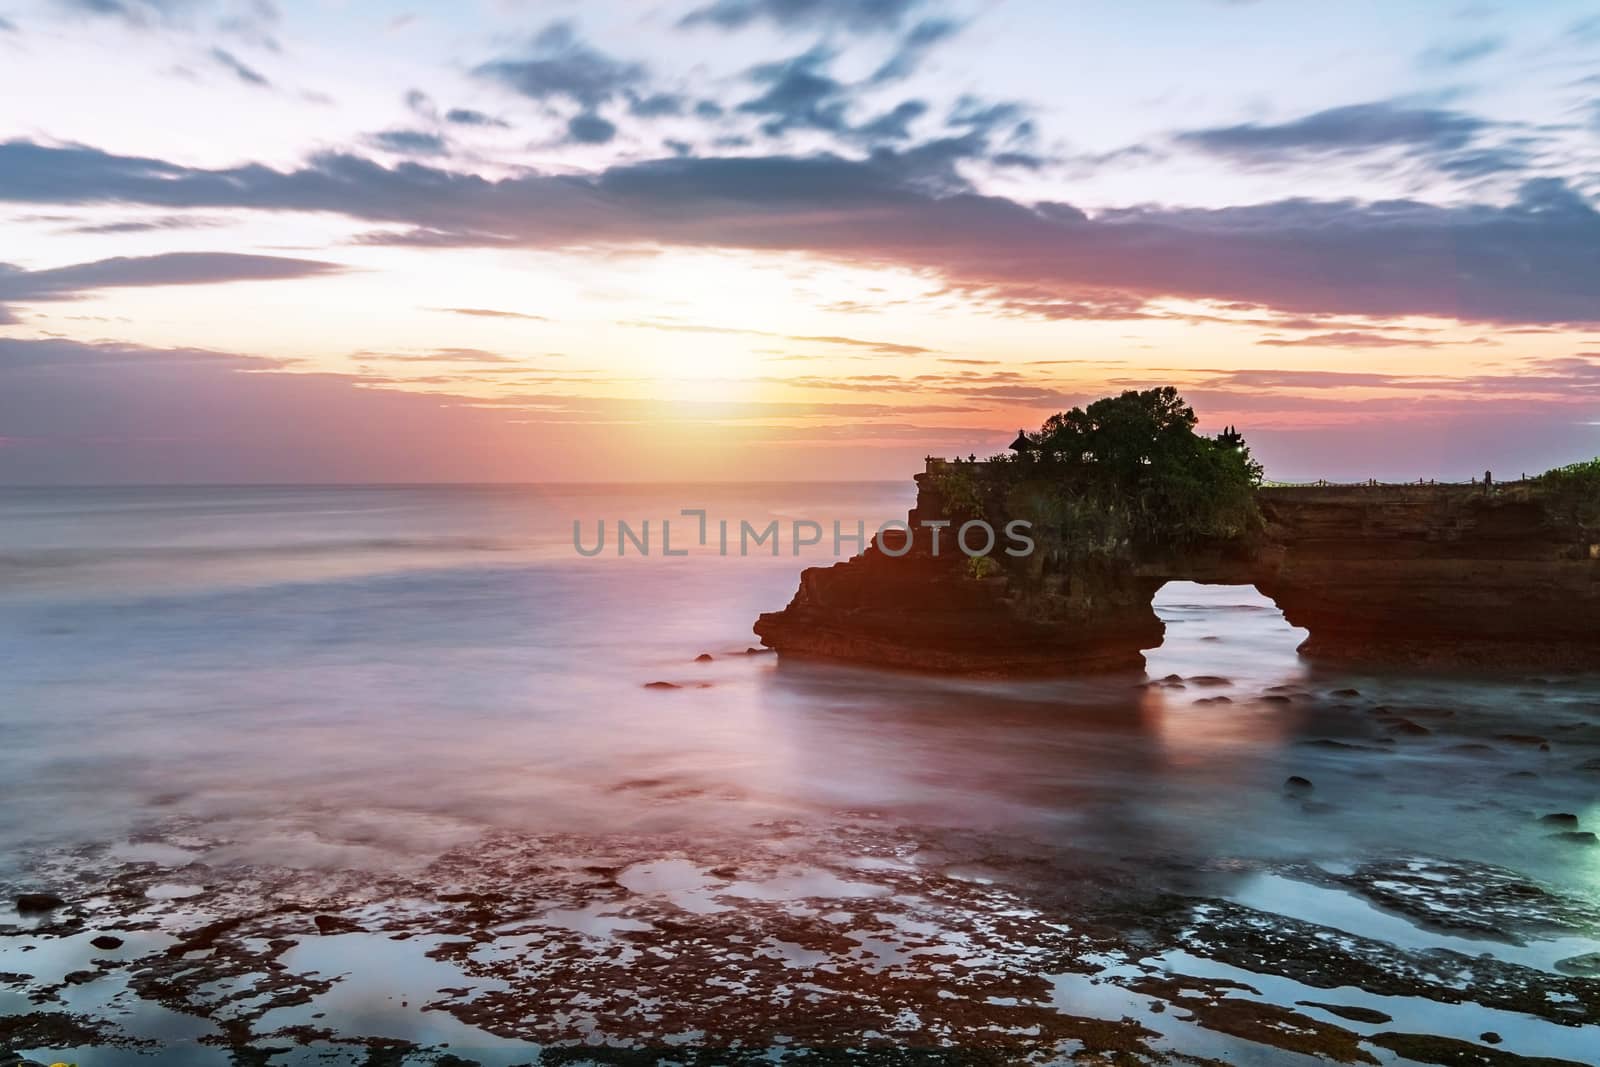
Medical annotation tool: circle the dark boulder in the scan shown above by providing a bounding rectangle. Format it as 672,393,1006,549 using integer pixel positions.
14,892,65,914
312,914,365,935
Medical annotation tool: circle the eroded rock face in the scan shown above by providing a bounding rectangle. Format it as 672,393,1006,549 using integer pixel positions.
1253,485,1600,668
753,538,1162,675
754,476,1600,674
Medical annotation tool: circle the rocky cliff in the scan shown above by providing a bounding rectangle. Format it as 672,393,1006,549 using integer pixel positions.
1248,484,1600,668
754,473,1600,674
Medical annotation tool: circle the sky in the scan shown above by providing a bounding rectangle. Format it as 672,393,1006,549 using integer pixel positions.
2,0,1600,483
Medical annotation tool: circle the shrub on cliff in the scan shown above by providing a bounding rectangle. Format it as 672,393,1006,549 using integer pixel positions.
929,388,1263,558
1535,458,1600,528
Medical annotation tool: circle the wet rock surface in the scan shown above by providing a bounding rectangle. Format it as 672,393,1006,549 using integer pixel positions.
4,818,1598,1066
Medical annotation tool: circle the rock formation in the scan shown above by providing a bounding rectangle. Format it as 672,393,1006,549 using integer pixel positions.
754,469,1600,673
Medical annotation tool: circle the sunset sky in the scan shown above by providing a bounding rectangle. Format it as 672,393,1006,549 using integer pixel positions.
3,0,1600,483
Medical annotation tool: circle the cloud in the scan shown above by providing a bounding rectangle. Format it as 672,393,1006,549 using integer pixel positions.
66,214,226,234
430,307,549,322
0,336,985,482
738,49,850,136
1189,357,1600,399
680,0,924,33
1255,331,1485,348
870,18,960,83
209,46,270,88
53,0,186,27
1419,35,1504,69
444,108,509,128
216,0,281,51
855,100,927,142
1571,15,1600,44
1175,101,1490,161
735,49,960,150
0,252,342,321
566,112,618,145
368,129,449,156
0,14,17,31
626,92,687,118
474,22,644,109
621,318,932,354
356,348,521,364
5,139,1599,326
947,96,1029,137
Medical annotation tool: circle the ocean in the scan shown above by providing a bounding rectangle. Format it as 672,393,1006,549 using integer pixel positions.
2,485,1597,1064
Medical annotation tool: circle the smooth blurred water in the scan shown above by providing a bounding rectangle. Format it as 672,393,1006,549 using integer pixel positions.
1,484,1597,892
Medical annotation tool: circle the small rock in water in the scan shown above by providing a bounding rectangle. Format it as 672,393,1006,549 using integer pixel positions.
1296,1000,1391,1024
1194,695,1232,705
1539,813,1579,829
1188,675,1231,687
1386,719,1432,737
643,681,681,689
90,934,124,950
1546,830,1598,846
14,892,65,913
1329,688,1361,698
1284,775,1314,793
694,653,713,662
1301,738,1389,753
1479,1032,1502,1045
312,914,365,935
1504,770,1539,779
743,646,774,655
1554,951,1600,978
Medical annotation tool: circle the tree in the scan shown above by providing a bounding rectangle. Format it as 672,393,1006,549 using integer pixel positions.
1024,388,1263,548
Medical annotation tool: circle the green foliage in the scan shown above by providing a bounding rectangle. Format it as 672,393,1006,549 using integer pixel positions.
1017,388,1264,551
1535,458,1600,527
925,389,1264,567
965,555,1002,579
927,461,985,518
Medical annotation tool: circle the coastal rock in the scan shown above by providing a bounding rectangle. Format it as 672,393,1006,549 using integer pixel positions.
643,681,681,690
90,934,124,950
1539,813,1580,829
14,892,65,913
312,914,365,935
1297,1001,1392,1025
755,472,1600,674
1554,952,1600,978
694,653,713,662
